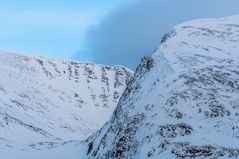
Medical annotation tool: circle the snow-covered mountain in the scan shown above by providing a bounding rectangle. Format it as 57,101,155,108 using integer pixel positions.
84,15,239,158
0,51,133,150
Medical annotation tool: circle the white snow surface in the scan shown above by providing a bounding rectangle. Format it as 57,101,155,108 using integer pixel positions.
0,51,133,152
85,15,239,159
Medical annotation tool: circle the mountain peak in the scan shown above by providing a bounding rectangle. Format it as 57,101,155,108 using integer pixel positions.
156,15,239,73
85,15,239,159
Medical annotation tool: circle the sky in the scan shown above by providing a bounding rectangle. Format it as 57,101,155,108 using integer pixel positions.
0,0,136,58
1,0,239,70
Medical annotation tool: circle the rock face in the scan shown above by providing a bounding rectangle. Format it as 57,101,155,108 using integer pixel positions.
85,15,239,159
0,51,133,149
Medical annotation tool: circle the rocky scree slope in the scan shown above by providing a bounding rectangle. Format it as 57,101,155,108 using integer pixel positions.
0,51,132,150
85,15,239,159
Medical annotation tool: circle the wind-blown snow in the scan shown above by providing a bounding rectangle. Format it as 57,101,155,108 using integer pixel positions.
85,15,239,159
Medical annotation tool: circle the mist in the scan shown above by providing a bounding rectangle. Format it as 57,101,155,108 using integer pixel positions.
78,0,239,69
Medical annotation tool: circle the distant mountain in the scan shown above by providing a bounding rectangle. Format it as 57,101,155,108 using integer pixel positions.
85,15,239,159
0,51,133,150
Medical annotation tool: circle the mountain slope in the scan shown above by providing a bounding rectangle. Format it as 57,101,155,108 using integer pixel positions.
0,51,133,150
85,15,239,159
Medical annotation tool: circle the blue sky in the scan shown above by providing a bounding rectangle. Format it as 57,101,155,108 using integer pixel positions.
0,0,136,58
1,0,239,69
80,0,239,69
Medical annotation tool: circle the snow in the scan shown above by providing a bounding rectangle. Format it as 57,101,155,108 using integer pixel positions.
1,141,84,159
0,50,133,155
85,15,239,159
2,14,239,159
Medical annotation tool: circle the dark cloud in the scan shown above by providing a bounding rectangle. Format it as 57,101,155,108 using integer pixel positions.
77,0,239,70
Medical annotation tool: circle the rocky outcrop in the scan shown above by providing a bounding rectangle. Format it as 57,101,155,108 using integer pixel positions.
0,51,133,150
84,15,239,159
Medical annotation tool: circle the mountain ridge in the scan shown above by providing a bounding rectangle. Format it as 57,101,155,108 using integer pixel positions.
0,50,133,150
84,15,239,159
